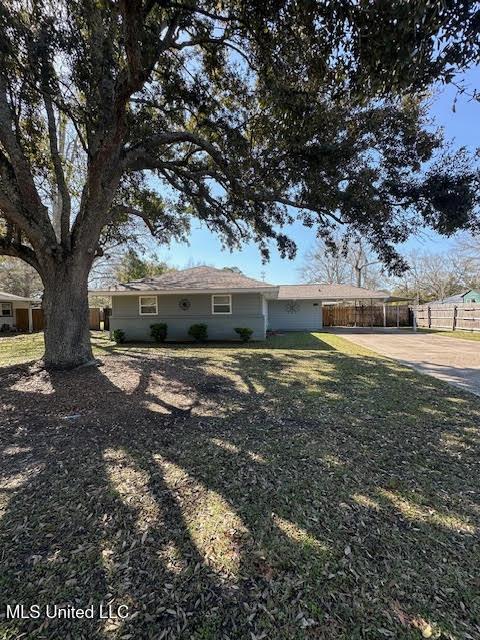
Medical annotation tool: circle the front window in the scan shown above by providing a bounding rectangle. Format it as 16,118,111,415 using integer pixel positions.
139,296,158,316
1,303,12,317
212,294,232,314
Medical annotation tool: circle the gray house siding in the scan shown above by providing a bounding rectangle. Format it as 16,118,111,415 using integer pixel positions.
268,299,323,331
111,293,266,341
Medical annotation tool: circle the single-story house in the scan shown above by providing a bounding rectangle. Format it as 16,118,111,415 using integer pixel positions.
0,291,36,333
437,289,480,304
92,266,393,341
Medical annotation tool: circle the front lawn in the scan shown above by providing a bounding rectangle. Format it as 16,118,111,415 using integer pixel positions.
0,331,45,366
0,333,478,639
0,330,114,367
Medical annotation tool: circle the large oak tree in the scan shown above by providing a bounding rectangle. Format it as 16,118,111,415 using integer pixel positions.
0,0,479,367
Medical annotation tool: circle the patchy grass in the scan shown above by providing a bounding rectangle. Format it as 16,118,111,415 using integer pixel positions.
0,333,479,639
418,328,480,342
0,332,45,366
0,330,115,367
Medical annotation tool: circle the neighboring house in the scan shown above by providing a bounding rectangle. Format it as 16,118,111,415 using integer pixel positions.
93,267,392,341
437,289,480,304
0,291,36,332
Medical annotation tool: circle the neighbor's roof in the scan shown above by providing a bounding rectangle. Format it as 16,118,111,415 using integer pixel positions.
96,266,275,294
276,284,390,300
0,290,35,302
439,289,479,304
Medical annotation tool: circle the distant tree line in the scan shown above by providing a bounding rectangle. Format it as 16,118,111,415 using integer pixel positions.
390,237,480,303
300,232,480,302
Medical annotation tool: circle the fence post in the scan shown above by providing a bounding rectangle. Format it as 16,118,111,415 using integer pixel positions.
383,304,387,327
413,307,417,332
396,305,400,328
104,307,111,331
427,305,431,328
452,305,457,331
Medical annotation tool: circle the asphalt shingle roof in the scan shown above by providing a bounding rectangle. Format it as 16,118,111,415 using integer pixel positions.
95,267,392,299
276,284,389,300
107,266,274,292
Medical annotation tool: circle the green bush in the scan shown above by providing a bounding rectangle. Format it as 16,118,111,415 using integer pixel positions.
188,323,208,342
112,328,125,344
150,322,168,343
234,327,254,342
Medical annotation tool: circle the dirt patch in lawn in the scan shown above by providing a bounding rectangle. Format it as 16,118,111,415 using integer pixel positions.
0,336,479,639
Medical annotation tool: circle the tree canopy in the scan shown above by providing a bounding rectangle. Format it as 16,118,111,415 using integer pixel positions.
0,0,479,366
115,248,172,283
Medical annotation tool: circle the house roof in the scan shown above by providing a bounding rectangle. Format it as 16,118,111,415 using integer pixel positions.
91,267,394,300
97,266,275,294
0,290,35,303
439,289,480,304
276,283,390,300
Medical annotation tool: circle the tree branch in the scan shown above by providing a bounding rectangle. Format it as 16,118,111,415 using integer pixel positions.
165,4,233,24
0,235,42,274
172,36,255,68
111,204,157,235
44,93,71,246
0,149,51,243
125,131,345,225
123,130,230,173
0,74,56,245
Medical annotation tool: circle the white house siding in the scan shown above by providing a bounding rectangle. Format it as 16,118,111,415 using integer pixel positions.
267,299,323,331
0,301,14,328
262,296,269,335
110,292,267,341
1,301,29,329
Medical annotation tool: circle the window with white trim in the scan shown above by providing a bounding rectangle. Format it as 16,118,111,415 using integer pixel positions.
212,294,232,314
1,303,12,317
139,296,158,316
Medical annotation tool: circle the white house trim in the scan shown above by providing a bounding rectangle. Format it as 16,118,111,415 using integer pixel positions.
139,295,158,316
211,294,232,315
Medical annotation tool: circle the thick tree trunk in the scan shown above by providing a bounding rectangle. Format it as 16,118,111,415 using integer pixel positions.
42,260,94,369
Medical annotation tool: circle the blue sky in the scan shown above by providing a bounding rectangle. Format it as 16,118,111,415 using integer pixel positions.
156,67,479,284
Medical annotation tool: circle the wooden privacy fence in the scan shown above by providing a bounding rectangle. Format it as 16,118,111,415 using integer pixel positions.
12,308,44,332
412,303,480,332
323,304,411,327
103,307,111,331
16,307,103,332
32,308,44,331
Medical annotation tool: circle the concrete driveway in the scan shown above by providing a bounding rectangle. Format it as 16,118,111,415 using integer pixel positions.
328,328,480,397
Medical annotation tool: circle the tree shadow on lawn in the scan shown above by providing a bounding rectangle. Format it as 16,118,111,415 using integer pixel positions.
92,330,336,357
0,344,479,639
